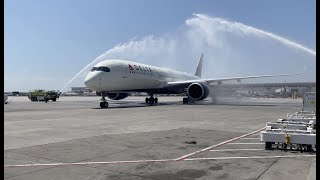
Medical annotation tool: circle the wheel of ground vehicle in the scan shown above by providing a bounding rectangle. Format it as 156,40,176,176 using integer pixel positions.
306,145,312,152
265,142,272,150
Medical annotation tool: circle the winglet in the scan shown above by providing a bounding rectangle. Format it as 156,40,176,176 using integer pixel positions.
195,53,204,77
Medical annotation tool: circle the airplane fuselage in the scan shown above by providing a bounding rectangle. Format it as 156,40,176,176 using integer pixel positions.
84,59,200,92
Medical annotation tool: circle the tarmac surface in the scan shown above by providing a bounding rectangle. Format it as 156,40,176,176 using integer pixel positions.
4,96,316,180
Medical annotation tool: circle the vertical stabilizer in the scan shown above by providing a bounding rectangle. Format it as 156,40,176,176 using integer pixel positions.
195,53,203,77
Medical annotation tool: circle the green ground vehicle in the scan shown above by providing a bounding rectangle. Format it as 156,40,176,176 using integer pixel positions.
28,90,60,102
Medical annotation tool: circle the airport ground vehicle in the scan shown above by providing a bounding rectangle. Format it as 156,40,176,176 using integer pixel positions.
261,93,316,153
4,94,8,104
28,90,60,102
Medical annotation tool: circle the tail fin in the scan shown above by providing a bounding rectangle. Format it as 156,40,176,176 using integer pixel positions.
195,53,203,77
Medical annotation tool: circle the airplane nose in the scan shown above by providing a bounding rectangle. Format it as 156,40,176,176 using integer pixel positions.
84,73,97,89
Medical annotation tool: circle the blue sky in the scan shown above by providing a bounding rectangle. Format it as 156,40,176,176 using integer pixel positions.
4,0,316,91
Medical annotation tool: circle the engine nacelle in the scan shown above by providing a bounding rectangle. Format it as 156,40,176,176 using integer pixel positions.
187,83,210,101
106,92,129,100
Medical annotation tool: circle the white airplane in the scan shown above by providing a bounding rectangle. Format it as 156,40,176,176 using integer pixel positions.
84,54,305,108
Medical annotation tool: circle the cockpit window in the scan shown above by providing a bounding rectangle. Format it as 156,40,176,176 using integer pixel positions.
90,66,110,72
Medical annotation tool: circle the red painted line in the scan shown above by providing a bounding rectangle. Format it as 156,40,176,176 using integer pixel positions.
5,154,316,168
4,159,177,168
175,127,265,161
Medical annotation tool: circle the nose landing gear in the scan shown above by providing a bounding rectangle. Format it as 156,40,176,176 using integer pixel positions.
100,93,109,108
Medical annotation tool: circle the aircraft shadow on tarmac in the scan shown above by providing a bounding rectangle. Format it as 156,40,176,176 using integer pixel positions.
211,103,277,107
91,102,179,109
91,101,277,109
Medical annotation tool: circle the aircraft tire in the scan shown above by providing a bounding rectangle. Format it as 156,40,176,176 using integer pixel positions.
149,97,154,104
145,98,149,103
154,98,158,104
104,102,109,108
100,102,106,108
183,98,188,104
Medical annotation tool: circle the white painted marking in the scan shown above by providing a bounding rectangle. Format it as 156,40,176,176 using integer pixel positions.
4,155,315,168
184,155,316,161
228,143,264,145
176,127,266,161
210,149,264,152
241,138,260,140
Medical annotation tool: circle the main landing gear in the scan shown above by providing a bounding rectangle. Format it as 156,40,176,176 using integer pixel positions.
100,94,109,108
145,94,158,104
183,97,189,104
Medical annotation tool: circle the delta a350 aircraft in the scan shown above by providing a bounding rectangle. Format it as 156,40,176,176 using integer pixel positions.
84,54,304,108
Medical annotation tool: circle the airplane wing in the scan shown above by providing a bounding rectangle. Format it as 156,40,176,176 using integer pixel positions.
167,66,306,86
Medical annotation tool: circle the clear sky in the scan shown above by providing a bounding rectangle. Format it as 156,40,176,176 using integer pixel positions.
4,0,316,92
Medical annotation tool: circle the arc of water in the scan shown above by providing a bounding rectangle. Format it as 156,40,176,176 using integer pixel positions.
59,14,315,92
59,52,110,92
193,14,316,57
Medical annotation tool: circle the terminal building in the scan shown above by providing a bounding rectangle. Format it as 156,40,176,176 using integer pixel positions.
70,87,94,95
212,82,316,97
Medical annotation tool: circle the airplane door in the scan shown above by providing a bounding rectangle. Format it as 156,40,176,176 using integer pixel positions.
121,65,128,78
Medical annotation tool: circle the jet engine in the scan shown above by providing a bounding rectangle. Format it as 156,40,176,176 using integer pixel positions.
187,83,209,101
106,92,129,100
